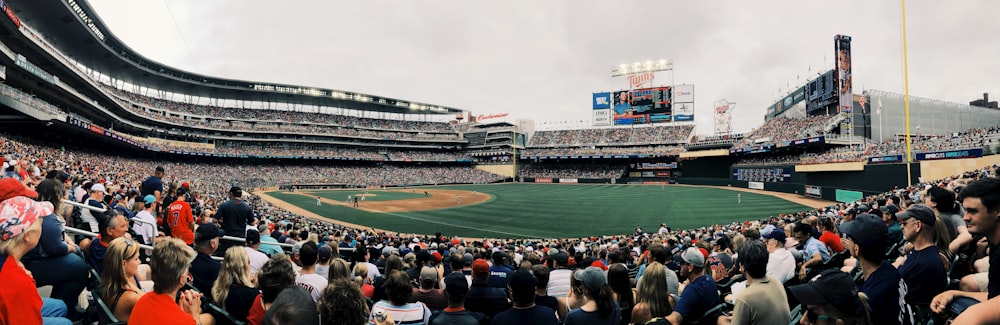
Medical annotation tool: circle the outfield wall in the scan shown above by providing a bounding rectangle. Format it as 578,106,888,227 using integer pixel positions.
919,155,1000,181
477,164,515,177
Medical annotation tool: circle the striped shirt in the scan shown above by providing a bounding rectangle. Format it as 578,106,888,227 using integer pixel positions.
547,269,573,297
369,300,431,325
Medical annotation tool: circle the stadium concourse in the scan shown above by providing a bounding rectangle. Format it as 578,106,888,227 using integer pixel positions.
2,129,1000,324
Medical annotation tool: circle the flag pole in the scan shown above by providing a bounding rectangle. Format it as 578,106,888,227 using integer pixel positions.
901,0,913,185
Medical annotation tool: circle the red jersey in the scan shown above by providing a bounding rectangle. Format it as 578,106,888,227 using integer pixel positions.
0,255,42,325
246,294,265,325
819,231,845,253
168,200,194,245
127,292,195,325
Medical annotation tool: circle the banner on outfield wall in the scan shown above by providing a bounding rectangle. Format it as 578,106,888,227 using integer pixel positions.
561,178,578,184
655,171,671,177
868,155,904,164
535,178,552,183
915,148,982,161
835,189,863,203
748,182,764,190
643,181,669,185
805,185,822,198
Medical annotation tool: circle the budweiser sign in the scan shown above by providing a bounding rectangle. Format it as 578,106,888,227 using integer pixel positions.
476,113,509,121
628,72,655,88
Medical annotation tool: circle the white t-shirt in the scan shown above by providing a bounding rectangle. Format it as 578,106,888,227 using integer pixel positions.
245,247,269,274
133,210,157,245
296,272,328,302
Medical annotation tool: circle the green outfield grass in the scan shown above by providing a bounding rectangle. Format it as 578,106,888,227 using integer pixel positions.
266,184,817,239
309,190,426,202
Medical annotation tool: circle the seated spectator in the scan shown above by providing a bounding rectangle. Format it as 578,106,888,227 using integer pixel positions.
295,241,328,302
410,266,447,310
465,259,510,319
354,262,376,298
99,237,145,322
531,265,567,320
0,196,72,325
369,270,431,325
212,246,259,323
190,223,223,294
247,254,297,325
762,228,796,283
315,244,333,278
794,222,831,280
429,272,486,325
789,269,873,324
665,247,717,325
319,279,371,325
565,266,619,324
492,269,558,325
262,286,318,325
87,209,130,274
328,257,351,282
841,214,900,325
607,263,634,325
719,240,790,325
127,237,212,325
245,229,270,274
631,262,673,324
894,204,947,319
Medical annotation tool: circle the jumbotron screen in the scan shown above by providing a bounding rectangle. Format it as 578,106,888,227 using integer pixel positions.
617,86,672,124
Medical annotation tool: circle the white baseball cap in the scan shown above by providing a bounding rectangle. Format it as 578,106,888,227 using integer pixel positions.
90,183,107,194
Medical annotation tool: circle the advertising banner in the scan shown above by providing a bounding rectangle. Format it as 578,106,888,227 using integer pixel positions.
641,171,656,177
673,103,693,121
593,109,611,126
805,185,822,198
835,35,853,118
749,182,764,190
868,155,904,164
655,171,671,177
628,172,642,177
835,189,863,203
673,85,694,103
732,167,792,183
636,162,678,170
535,178,552,183
593,92,611,109
560,178,578,184
915,148,983,161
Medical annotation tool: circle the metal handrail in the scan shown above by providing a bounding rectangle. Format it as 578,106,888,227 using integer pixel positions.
62,200,106,213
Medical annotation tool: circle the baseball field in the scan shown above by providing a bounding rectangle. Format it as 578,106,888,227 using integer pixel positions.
262,183,829,239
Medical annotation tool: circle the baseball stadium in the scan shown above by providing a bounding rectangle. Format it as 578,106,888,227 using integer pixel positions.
0,1,998,325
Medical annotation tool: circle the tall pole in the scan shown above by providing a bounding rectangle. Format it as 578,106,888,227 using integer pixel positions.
512,124,517,182
901,0,913,185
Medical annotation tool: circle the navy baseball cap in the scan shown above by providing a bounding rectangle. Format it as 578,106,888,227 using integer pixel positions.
840,214,888,249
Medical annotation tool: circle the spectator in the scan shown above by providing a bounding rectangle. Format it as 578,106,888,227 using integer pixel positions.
789,269,873,325
719,240,790,325
466,258,510,319
190,223,224,294
245,229,269,274
760,228,795,283
429,272,486,325
167,187,195,245
488,251,513,289
257,225,283,257
212,246,259,323
316,244,333,278
492,269,558,325
262,286,318,325
794,222,831,280
411,266,447,311
247,254,297,325
607,263,634,325
564,266,619,324
531,264,567,321
0,196,72,325
140,166,164,207
369,270,431,325
133,195,158,246
296,241,328,302
217,186,253,254
841,214,901,325
925,186,972,253
127,237,211,325
631,262,673,324
99,237,145,322
547,252,572,298
818,217,845,253
86,208,130,274
354,263,376,298
319,279,371,325
328,257,351,282
665,247,717,325
881,204,904,245
894,204,947,320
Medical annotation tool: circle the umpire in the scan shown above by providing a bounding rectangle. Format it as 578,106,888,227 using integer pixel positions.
216,186,255,255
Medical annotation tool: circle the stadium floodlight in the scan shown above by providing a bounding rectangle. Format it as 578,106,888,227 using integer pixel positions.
612,58,672,77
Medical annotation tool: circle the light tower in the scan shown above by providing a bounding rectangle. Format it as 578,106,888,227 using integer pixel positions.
713,99,735,136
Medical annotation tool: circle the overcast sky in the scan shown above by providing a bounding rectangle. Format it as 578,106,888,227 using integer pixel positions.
86,0,998,135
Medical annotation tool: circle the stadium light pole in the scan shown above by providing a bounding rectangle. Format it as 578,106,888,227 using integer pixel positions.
901,0,913,185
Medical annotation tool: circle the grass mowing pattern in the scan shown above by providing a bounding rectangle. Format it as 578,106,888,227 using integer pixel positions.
267,184,814,239
308,190,426,202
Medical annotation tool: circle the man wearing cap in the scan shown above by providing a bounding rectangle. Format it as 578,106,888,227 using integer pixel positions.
894,204,947,317
492,269,558,325
465,258,510,319
666,247,719,325
411,265,447,310
788,269,872,324
133,195,158,246
217,186,254,255
840,213,901,325
488,251,513,289
189,223,223,294
167,187,195,245
80,183,109,233
547,252,573,298
430,273,486,325
932,178,1000,322
720,240,790,325
140,166,164,205
315,245,333,278
762,228,795,283
881,204,904,245
245,229,269,274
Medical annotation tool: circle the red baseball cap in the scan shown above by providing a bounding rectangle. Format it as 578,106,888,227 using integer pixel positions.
0,178,37,201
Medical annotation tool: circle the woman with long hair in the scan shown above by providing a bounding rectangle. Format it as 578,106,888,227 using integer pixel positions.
631,262,674,324
212,246,259,322
353,262,375,298
318,279,370,325
607,263,634,325
328,258,351,282
99,237,144,322
565,266,620,324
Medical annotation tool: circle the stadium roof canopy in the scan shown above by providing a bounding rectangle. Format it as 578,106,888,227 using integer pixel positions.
9,0,464,115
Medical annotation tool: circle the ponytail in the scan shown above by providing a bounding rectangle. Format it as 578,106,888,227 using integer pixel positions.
594,285,616,315
855,292,873,325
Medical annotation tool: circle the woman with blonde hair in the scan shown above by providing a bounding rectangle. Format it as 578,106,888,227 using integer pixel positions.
328,258,351,282
353,262,375,298
212,246,259,323
630,262,674,324
99,237,144,322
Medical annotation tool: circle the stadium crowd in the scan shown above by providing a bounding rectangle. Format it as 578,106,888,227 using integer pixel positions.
530,125,694,147
521,146,684,158
518,165,627,179
733,115,835,148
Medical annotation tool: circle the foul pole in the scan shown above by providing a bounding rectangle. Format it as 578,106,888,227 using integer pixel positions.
901,0,913,185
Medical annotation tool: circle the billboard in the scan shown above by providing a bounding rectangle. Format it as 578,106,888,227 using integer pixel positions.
613,90,646,125
767,86,806,118
805,185,822,198
593,109,611,126
593,92,611,109
673,85,694,121
836,35,852,112
674,85,694,103
732,167,792,183
806,69,837,113
631,86,672,123
673,103,694,121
